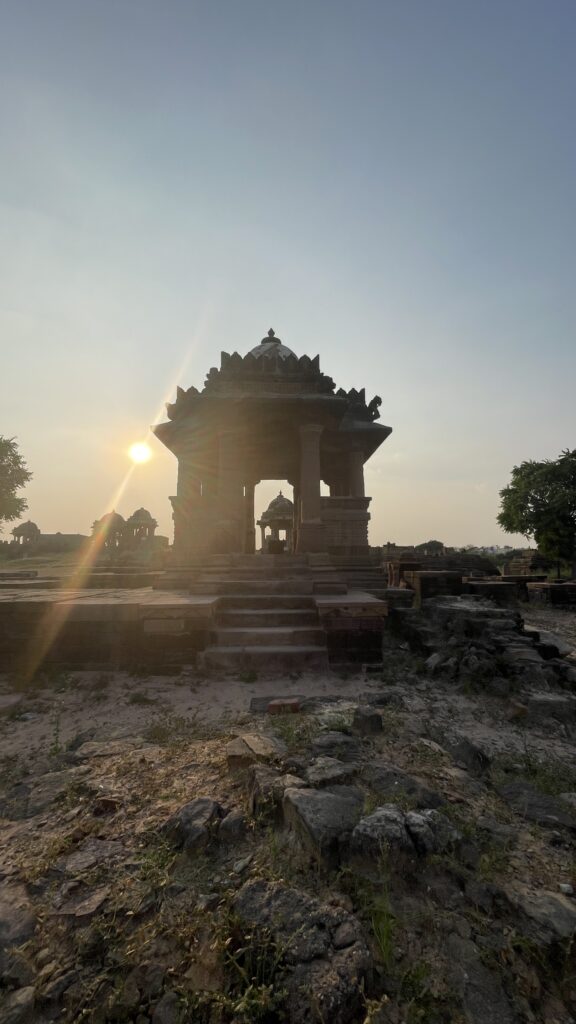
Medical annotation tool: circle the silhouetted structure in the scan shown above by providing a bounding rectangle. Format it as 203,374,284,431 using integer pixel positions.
91,509,162,553
257,492,294,553
12,521,41,546
154,329,392,560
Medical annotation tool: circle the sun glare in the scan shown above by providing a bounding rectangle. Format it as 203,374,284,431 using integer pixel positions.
129,442,152,464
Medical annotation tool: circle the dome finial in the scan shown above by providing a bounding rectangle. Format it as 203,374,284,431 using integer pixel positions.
259,327,280,346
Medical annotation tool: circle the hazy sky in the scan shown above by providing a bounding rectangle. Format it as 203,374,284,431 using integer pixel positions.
1,0,575,546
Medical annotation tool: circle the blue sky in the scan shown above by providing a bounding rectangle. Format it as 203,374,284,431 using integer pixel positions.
1,0,574,545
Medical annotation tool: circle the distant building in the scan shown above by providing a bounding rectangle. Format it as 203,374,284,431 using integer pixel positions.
10,521,87,554
91,509,168,554
12,521,41,546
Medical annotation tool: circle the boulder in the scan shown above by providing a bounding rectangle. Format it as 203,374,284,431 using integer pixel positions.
446,934,517,1024
311,732,362,761
352,706,383,736
283,786,363,857
405,809,462,854
350,805,413,864
226,733,286,770
496,780,576,831
524,693,576,725
160,797,223,851
233,879,371,1024
218,808,247,843
247,765,305,817
0,987,35,1024
427,726,490,774
511,891,576,943
151,991,180,1024
363,763,445,808
305,757,356,787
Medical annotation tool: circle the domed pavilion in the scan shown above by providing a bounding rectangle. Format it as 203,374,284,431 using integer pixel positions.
126,508,158,544
257,491,294,554
12,521,41,546
154,329,392,560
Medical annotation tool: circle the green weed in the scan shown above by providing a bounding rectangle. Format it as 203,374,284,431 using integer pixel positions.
272,713,320,751
371,889,396,970
135,836,176,890
49,711,62,756
490,749,576,796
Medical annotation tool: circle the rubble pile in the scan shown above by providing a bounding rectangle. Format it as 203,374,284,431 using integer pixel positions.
1,602,576,1022
392,595,576,694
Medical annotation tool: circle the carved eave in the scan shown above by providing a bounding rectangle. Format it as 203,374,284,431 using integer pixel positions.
166,384,201,421
206,350,328,391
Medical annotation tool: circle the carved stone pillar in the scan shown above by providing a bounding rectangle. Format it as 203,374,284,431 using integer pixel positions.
349,450,365,498
297,423,327,553
244,482,256,554
214,431,245,553
259,524,266,552
173,461,202,559
291,484,300,552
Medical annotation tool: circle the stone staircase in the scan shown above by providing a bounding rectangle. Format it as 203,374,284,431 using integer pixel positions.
329,556,389,600
194,556,338,672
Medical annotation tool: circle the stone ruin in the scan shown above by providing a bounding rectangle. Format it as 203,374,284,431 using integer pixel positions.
154,328,391,559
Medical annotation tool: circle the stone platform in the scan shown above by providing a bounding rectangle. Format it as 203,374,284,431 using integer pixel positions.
0,555,388,673
0,587,218,674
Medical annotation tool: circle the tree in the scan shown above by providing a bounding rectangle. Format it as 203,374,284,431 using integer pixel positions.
0,437,32,534
414,539,445,554
497,449,576,577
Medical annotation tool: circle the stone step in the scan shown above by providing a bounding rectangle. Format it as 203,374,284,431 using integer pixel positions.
197,568,344,581
218,595,317,610
219,609,319,627
233,554,309,566
199,645,329,672
213,627,326,647
194,580,316,595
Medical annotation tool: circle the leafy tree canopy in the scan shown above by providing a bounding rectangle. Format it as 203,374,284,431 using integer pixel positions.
497,449,576,573
414,539,444,553
0,437,32,533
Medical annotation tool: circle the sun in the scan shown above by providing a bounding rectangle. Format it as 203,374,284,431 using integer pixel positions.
128,442,152,464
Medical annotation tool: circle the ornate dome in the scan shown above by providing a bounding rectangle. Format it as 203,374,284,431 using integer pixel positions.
92,510,125,533
248,328,296,361
128,507,156,524
12,520,40,537
260,491,294,521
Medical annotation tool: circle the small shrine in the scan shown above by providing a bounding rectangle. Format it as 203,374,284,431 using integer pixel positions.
92,509,159,551
257,492,294,553
92,511,126,550
126,508,158,545
11,521,41,546
154,329,392,559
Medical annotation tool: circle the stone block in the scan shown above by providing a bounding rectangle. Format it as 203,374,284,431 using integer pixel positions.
226,733,286,770
283,786,363,856
218,808,247,843
352,705,383,735
305,757,356,787
267,697,301,715
161,797,223,852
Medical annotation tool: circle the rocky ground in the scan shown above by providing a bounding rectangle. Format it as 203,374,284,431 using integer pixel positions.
1,599,576,1024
